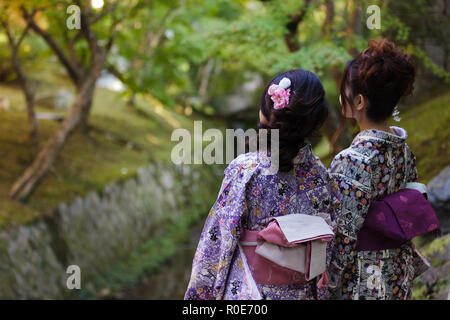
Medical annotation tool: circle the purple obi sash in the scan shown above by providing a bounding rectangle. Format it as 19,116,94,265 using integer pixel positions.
356,187,440,251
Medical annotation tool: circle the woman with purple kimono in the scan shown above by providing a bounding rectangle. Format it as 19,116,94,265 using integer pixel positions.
328,39,429,300
185,69,340,300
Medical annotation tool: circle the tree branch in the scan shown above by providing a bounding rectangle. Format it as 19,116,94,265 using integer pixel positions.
21,6,83,84
284,0,313,52
321,0,335,38
92,1,119,24
75,0,100,56
1,18,40,146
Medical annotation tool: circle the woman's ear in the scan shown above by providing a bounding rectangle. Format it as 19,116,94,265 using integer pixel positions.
259,110,270,125
354,94,367,112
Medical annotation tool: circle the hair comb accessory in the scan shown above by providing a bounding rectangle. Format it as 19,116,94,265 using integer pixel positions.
268,77,291,110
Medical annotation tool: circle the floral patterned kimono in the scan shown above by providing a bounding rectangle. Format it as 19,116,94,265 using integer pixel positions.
328,126,421,300
185,144,340,300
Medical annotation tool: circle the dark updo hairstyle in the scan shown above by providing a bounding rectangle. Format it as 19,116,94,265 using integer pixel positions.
340,39,415,122
259,69,328,172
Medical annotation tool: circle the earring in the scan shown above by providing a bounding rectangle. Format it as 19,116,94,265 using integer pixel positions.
392,106,401,122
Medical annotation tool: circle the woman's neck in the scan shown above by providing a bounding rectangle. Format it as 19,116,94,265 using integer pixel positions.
358,118,392,134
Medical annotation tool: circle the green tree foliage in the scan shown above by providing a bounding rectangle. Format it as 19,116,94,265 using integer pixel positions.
112,0,449,116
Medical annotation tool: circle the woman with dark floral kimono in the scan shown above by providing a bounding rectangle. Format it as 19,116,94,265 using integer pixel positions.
185,69,340,300
328,39,424,300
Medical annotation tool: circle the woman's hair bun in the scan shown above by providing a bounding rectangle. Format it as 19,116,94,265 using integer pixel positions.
341,38,415,122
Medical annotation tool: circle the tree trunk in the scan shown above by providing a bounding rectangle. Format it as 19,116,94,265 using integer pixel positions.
11,5,121,200
283,0,312,52
14,54,39,147
9,61,103,201
345,0,360,57
198,58,215,105
24,84,39,148
321,0,334,38
78,54,107,133
318,0,354,155
5,27,39,147
127,93,136,107
78,88,95,133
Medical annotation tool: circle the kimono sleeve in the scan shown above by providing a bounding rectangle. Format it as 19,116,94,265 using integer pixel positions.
327,152,375,298
405,147,430,278
184,157,257,300
315,173,341,300
406,146,418,183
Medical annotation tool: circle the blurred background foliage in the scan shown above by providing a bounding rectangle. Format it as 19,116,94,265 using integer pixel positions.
0,0,448,299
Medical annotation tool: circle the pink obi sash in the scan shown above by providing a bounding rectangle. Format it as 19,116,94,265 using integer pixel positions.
240,214,333,286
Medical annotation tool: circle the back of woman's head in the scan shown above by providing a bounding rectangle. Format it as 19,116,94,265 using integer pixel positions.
259,69,328,172
340,39,415,122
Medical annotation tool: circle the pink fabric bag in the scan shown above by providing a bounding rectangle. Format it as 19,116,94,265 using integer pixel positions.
240,214,333,286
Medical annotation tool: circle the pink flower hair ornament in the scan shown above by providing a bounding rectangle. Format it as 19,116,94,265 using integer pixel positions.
268,77,291,110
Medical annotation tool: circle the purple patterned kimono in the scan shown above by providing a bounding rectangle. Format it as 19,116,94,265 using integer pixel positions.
185,144,340,300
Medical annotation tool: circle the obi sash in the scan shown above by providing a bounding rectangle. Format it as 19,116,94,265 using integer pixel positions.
356,183,440,251
240,214,333,286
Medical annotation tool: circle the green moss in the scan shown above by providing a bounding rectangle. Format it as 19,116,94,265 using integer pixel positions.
413,235,450,300
392,90,450,184
420,235,450,267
